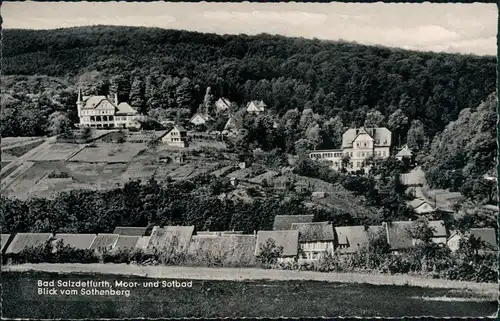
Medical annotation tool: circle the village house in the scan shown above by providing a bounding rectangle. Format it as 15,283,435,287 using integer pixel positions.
383,220,447,254
76,89,142,129
335,225,382,254
407,199,436,215
51,234,97,252
291,222,335,261
146,226,195,254
89,234,120,252
395,144,413,161
113,226,149,236
246,100,267,114
309,127,392,172
255,230,299,263
190,113,213,126
215,97,232,113
447,228,498,253
161,125,188,148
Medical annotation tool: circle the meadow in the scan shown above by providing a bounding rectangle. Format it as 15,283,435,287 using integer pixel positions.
2,271,496,318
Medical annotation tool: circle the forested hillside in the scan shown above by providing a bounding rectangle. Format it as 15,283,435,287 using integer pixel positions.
425,93,498,203
2,26,497,143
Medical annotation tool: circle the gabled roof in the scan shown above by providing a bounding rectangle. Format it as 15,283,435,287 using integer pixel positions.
246,100,266,112
385,220,446,250
116,102,138,115
188,234,256,265
196,231,244,236
147,226,194,253
113,226,148,236
335,225,382,253
428,220,447,237
113,235,140,250
215,98,232,109
89,234,119,251
291,222,335,242
273,215,314,231
255,230,299,257
470,228,498,250
166,125,187,134
5,233,53,254
82,96,110,109
190,113,213,122
1,234,12,253
408,199,428,209
135,236,151,250
342,127,392,149
52,234,96,250
396,145,413,157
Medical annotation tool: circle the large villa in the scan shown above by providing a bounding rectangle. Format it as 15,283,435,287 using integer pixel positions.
76,89,143,129
309,127,392,171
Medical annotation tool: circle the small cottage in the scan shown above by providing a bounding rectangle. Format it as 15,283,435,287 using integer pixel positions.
161,125,188,148
255,230,299,263
190,113,213,126
291,222,335,261
407,199,436,214
395,144,413,161
447,228,498,253
246,100,266,114
335,225,382,254
215,98,232,113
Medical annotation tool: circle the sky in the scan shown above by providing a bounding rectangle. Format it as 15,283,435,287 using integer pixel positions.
3,2,497,56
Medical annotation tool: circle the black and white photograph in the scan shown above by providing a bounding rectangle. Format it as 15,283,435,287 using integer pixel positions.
1,1,498,318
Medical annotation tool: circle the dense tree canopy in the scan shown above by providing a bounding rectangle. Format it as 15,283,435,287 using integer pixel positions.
2,26,496,141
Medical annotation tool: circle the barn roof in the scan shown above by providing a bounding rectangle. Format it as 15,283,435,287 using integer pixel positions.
470,228,498,250
408,199,427,209
385,220,446,250
116,102,138,115
5,233,53,254
114,236,140,250
273,215,314,231
148,226,195,253
255,230,299,257
335,225,382,253
113,226,148,236
188,234,256,266
134,236,151,250
52,234,96,250
89,234,119,251
1,234,12,253
291,222,335,242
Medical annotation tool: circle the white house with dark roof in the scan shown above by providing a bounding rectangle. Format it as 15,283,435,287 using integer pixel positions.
291,222,336,261
215,98,232,113
246,100,266,114
309,127,392,172
161,125,188,148
396,144,413,161
407,199,436,214
190,113,213,126
76,89,142,129
255,230,299,263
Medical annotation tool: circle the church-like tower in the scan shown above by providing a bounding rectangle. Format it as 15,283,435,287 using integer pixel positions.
76,88,84,118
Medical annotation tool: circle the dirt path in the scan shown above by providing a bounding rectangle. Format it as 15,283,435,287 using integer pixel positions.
4,263,497,296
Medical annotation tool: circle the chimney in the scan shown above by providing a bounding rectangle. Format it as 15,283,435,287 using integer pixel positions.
114,93,119,105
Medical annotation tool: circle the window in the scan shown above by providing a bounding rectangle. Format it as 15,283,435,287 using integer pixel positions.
356,143,359,147
363,142,367,147
382,151,386,156
357,161,361,168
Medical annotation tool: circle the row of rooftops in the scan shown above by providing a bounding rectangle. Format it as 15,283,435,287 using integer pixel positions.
2,218,496,260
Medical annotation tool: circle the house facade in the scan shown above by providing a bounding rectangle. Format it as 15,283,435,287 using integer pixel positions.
161,125,188,148
215,98,232,113
408,199,436,214
246,100,266,114
76,89,142,129
190,113,213,126
309,127,392,172
291,222,335,261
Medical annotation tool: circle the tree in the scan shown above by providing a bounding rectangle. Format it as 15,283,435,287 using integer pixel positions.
129,77,145,112
364,110,385,128
405,218,435,244
203,86,215,116
406,119,426,152
323,116,344,148
304,123,322,149
387,109,409,146
257,238,283,266
47,111,72,135
176,77,195,111
294,138,314,156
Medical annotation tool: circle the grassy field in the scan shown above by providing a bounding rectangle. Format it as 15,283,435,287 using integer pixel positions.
69,143,146,163
27,143,83,161
2,271,496,318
